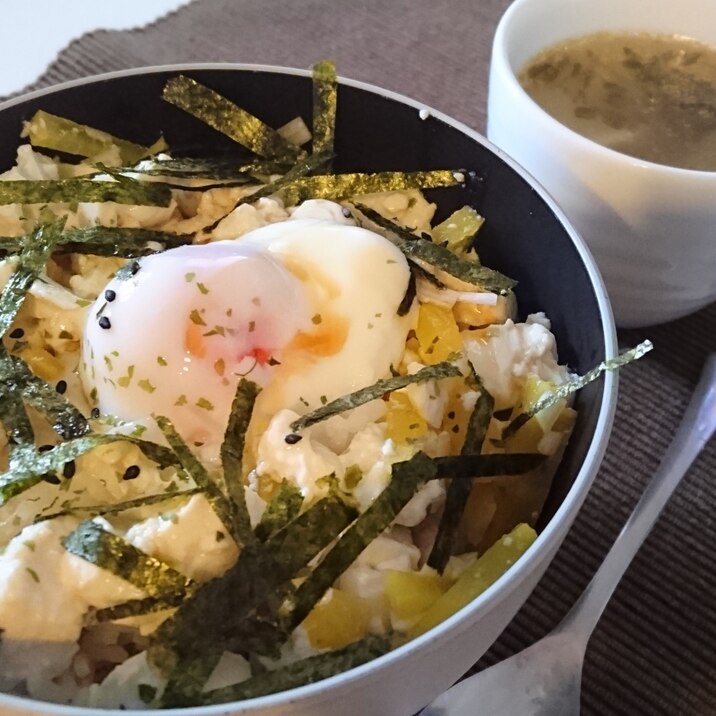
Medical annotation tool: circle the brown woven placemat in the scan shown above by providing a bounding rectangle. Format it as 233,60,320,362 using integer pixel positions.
9,1,716,713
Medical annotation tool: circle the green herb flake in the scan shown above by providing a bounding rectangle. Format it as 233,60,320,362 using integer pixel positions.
189,309,206,326
175,394,188,407
184,272,196,283
196,397,214,411
157,356,168,367
138,379,157,394
25,567,40,583
197,282,209,295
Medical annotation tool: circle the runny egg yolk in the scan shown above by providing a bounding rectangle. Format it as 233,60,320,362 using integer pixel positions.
81,216,414,448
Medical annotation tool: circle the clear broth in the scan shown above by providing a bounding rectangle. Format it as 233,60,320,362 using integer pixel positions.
519,31,716,171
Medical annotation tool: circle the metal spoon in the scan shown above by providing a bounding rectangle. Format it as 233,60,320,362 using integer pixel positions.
421,353,716,716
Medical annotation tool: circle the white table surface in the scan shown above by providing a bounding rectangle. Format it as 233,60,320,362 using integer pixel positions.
0,1,192,97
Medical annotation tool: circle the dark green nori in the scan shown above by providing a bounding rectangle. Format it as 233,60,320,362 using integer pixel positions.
254,479,303,542
501,340,653,441
0,220,62,337
275,452,436,642
428,379,495,573
0,433,181,506
0,348,34,447
353,204,516,294
280,170,461,205
94,592,188,623
220,380,259,546
63,520,192,597
312,60,337,161
155,415,235,539
162,76,305,162
0,178,172,206
121,156,255,179
397,266,417,316
1,350,88,440
205,150,332,231
432,452,545,479
35,487,203,523
197,634,391,705
290,361,462,432
151,496,358,704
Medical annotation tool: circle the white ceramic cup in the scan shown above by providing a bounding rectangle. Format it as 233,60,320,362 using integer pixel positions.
487,0,716,328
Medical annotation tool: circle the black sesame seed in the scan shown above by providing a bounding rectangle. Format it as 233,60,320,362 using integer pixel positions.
341,206,352,218
130,261,141,275
9,327,24,339
62,461,76,479
90,407,100,419
38,444,54,453
447,411,456,420
42,473,61,485
284,433,303,445
451,425,461,434
122,465,141,481
55,380,67,395
98,316,111,330
104,289,117,302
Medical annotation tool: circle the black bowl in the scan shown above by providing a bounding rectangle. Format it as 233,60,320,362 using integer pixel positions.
0,65,617,716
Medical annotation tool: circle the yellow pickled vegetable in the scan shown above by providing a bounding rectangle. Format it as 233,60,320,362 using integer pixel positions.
386,391,428,443
416,303,462,364
20,347,64,381
453,291,516,329
408,523,537,639
383,570,447,622
302,588,372,650
431,205,484,257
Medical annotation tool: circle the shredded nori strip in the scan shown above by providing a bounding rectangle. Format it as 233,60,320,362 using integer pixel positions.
254,479,303,542
63,520,192,597
312,60,337,161
0,227,193,260
0,348,34,447
0,350,88,440
0,178,172,207
274,452,437,643
94,593,188,623
0,433,180,506
155,415,235,539
151,496,358,704
162,76,305,162
502,340,654,441
428,379,495,573
122,157,256,180
290,361,462,432
353,204,516,294
280,170,461,205
35,487,203,523
397,267,417,316
220,380,259,546
0,220,62,336
431,452,545,479
197,634,391,705
205,150,332,231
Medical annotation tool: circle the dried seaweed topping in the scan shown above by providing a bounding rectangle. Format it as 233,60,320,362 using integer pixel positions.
290,361,462,433
63,520,192,597
353,204,516,294
0,433,180,507
197,634,391,705
35,487,203,524
254,478,303,542
502,340,654,441
280,169,461,206
0,220,63,337
94,593,187,623
24,110,167,164
0,177,172,207
0,226,194,260
428,379,495,573
205,149,332,231
1,349,89,440
432,452,545,479
397,266,417,316
312,60,337,160
155,415,235,538
220,379,260,546
124,156,256,180
150,495,358,661
162,75,305,162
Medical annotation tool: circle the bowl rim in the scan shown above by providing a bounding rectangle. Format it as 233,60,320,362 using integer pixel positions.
0,62,618,715
490,0,716,179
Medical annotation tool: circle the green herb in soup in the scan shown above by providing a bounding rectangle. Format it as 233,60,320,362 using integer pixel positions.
519,32,716,171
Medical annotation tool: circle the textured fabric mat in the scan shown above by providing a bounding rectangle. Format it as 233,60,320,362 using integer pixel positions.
8,1,716,713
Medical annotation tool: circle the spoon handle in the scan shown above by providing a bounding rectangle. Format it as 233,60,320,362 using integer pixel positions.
560,353,716,642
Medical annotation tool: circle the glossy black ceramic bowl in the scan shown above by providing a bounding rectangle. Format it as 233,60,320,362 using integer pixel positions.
0,65,617,716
